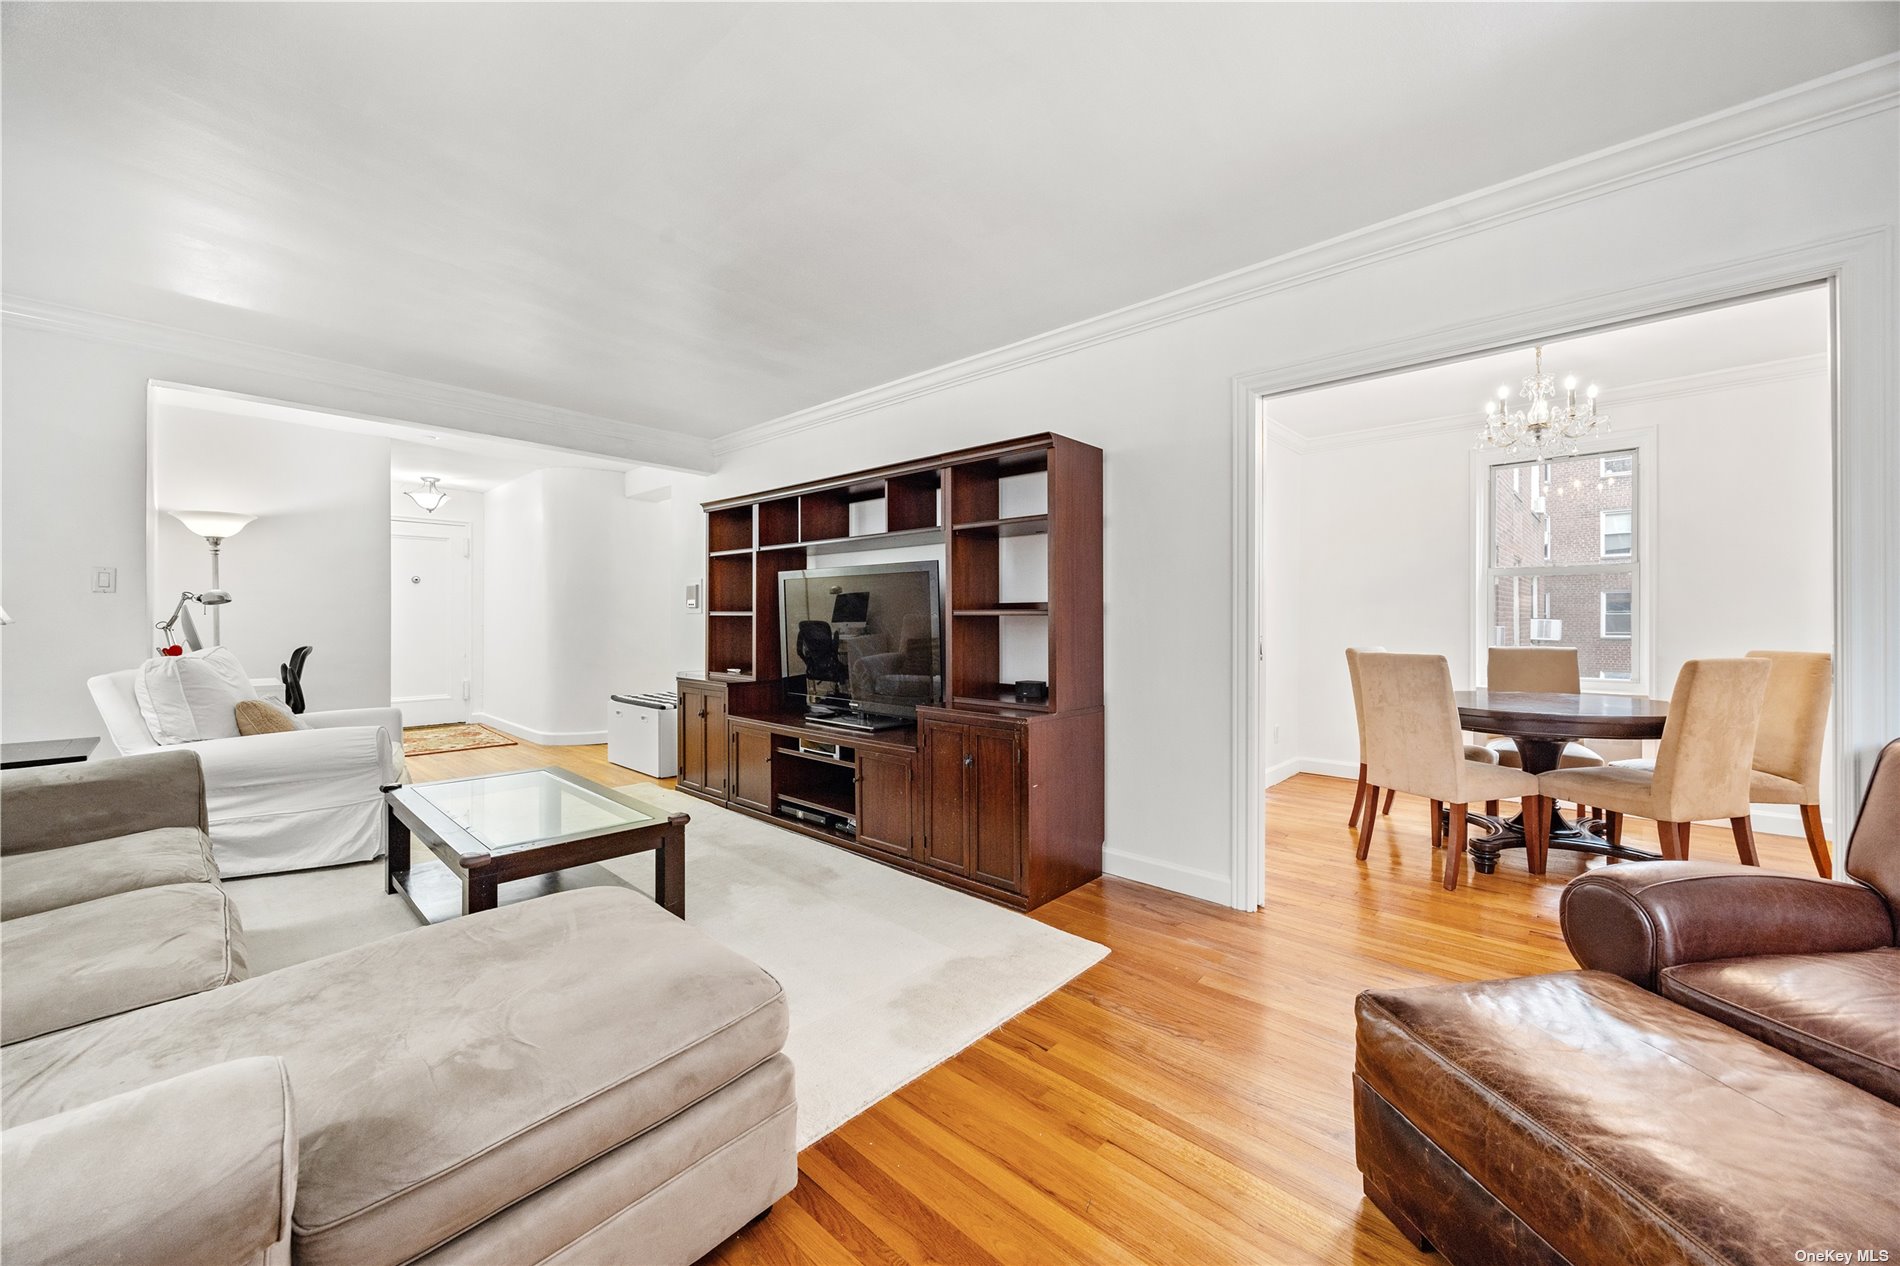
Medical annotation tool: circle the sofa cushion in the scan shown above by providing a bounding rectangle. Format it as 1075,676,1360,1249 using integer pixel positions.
1,888,789,1266
1,883,248,1044
0,827,218,921
1662,948,1900,1108
1356,971,1900,1266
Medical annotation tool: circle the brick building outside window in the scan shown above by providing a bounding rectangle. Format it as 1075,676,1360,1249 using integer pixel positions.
1486,448,1638,683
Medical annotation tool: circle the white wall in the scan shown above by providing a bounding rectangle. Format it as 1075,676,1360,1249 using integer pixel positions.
663,100,1896,905
1278,366,1837,834
150,403,392,709
0,321,691,744
478,467,639,743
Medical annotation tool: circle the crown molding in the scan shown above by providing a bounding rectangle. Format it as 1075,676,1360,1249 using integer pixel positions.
1265,352,1828,455
0,295,717,473
714,54,1898,459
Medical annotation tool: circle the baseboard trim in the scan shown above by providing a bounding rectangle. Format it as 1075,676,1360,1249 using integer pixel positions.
470,713,609,748
1265,757,1832,839
1102,848,1233,905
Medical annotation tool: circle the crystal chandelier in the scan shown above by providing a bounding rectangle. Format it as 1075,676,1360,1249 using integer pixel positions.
1476,345,1607,457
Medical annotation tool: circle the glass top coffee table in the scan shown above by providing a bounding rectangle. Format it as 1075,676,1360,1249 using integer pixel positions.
385,768,688,923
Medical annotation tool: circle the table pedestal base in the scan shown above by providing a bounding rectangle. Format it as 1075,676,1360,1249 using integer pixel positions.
1458,805,1661,874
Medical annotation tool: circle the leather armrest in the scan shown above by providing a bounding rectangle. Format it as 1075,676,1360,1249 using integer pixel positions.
1,1057,297,1266
0,750,208,854
1560,861,1895,990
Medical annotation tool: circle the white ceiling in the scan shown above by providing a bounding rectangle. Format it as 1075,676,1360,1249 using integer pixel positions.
5,5,1892,442
1265,286,1830,441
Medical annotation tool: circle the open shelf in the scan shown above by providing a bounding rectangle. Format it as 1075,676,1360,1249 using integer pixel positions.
708,505,754,553
796,525,945,555
952,690,1052,713
707,614,755,678
776,788,854,818
952,514,1048,538
708,553,754,613
774,745,854,770
954,603,1048,616
758,497,800,548
886,470,942,533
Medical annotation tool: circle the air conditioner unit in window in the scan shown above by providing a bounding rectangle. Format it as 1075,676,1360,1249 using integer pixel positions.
1529,619,1562,642
1530,495,1547,515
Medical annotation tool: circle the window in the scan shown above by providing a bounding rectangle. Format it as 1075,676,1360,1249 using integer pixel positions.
1601,590,1632,638
1600,509,1632,558
1485,447,1640,685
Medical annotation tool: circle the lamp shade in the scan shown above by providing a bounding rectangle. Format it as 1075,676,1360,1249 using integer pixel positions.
168,510,256,539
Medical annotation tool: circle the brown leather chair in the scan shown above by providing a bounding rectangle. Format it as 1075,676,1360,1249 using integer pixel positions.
1744,649,1834,876
1353,738,1900,1265
1356,653,1543,891
1539,657,1771,864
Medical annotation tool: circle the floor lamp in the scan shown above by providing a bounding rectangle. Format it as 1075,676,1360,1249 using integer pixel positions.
167,511,256,645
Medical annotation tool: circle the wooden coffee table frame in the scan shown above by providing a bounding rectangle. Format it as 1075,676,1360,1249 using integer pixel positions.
385,769,688,923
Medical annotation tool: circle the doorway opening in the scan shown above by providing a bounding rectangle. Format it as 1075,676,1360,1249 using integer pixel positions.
1241,283,1842,907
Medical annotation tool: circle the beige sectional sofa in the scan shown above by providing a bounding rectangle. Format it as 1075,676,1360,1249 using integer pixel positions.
0,751,797,1266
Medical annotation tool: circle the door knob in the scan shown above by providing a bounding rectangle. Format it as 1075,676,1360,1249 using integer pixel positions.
410,575,421,584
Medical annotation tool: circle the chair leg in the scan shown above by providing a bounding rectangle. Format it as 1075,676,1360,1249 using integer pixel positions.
1349,763,1368,826
1605,811,1624,852
1355,786,1379,861
1729,816,1760,866
1430,799,1444,849
1443,804,1468,891
1679,821,1695,859
1381,787,1395,816
1657,821,1682,860
1524,795,1549,875
1798,804,1831,877
1484,800,1499,817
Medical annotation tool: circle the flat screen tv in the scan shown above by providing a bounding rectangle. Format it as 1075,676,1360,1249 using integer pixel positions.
779,561,942,721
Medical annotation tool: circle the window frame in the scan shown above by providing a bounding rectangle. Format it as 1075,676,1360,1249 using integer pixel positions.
1471,432,1655,695
1600,453,1634,479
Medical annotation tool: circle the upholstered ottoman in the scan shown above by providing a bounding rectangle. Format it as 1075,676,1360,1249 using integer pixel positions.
1354,972,1900,1266
4,888,796,1266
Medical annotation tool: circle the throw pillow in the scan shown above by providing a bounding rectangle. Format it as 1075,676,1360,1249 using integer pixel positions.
134,647,259,744
234,699,299,735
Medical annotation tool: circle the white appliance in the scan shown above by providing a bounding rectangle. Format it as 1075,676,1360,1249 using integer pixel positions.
608,692,679,777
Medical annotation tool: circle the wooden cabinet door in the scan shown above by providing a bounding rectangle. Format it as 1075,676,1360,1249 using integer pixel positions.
920,721,968,874
967,727,1023,892
703,689,729,798
856,749,915,857
678,689,710,793
731,725,773,813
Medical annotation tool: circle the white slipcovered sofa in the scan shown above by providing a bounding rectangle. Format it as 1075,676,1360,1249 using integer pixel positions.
88,658,405,876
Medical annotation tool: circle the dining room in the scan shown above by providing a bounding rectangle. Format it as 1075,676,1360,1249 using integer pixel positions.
1257,285,1838,892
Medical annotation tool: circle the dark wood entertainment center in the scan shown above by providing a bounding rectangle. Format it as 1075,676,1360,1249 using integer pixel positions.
677,433,1103,910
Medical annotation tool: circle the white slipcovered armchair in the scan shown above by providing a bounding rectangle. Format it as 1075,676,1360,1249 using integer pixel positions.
87,669,406,876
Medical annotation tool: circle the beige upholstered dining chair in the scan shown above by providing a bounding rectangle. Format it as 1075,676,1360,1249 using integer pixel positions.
1483,647,1608,771
1538,657,1772,864
1347,647,1496,827
1745,649,1833,876
1356,653,1543,891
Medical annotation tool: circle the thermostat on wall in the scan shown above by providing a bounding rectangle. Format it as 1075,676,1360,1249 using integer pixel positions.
685,582,701,612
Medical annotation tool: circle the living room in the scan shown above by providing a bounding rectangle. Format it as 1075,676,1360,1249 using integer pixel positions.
3,6,1898,1265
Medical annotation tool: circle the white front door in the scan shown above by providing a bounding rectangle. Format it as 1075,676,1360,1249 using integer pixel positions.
391,519,472,727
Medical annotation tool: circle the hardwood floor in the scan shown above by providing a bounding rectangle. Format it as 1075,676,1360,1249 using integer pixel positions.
405,740,1825,1264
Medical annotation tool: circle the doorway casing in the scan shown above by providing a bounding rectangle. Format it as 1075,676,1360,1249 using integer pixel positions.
1232,229,1894,912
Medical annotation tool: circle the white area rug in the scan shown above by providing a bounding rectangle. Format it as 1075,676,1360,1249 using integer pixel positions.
224,785,1106,1148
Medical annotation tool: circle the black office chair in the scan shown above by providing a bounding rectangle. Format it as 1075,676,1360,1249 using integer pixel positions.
796,621,848,688
280,646,313,715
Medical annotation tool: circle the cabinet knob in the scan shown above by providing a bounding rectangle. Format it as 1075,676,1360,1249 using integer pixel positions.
963,754,974,767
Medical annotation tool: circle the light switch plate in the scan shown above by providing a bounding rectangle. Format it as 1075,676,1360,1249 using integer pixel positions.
92,566,117,594
685,582,701,612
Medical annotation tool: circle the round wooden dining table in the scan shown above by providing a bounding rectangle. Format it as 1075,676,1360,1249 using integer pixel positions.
1453,689,1670,873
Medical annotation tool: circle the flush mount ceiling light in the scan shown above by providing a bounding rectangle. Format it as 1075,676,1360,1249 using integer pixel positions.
406,477,450,513
1476,345,1608,458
